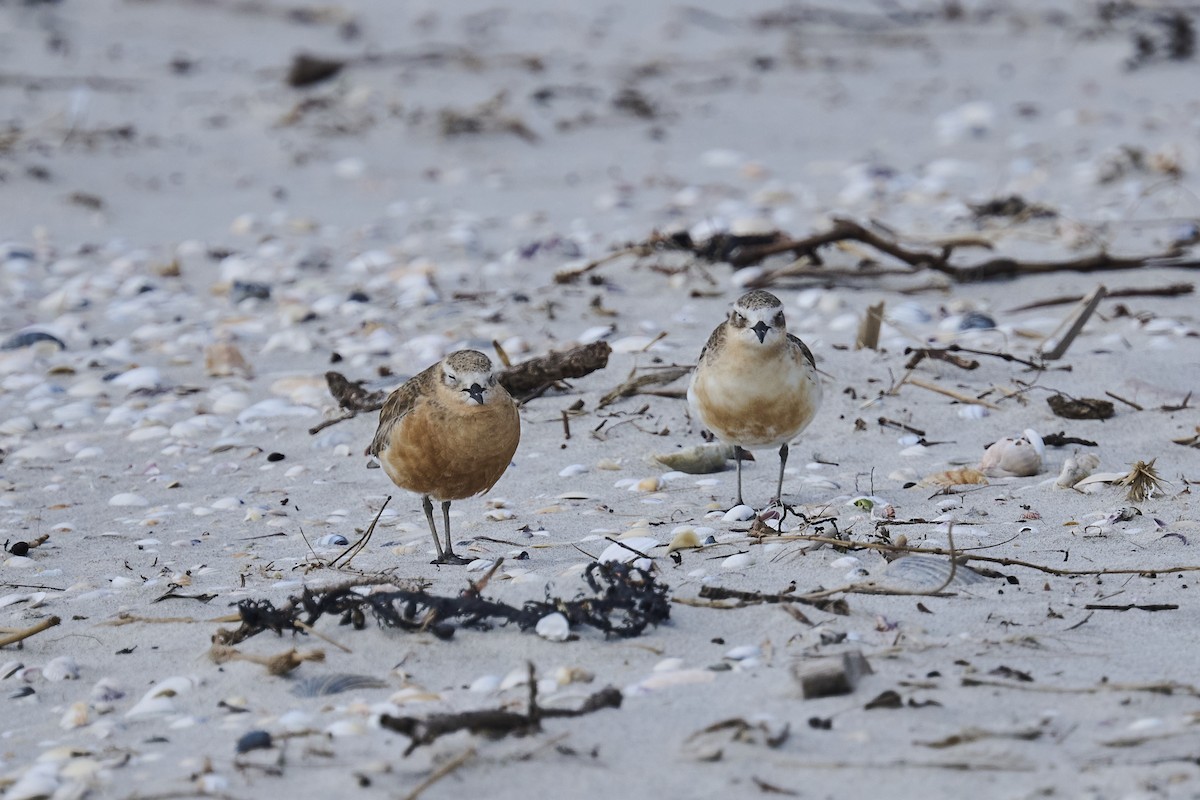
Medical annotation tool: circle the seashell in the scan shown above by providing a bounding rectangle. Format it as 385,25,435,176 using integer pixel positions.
553,666,594,686
3,762,61,800
829,556,861,569
0,591,46,609
626,669,716,695
652,443,737,474
724,645,761,661
42,656,80,681
881,555,985,588
1,660,24,679
720,552,755,570
667,528,701,553
109,492,149,507
204,341,253,378
1023,429,1045,459
577,325,615,344
290,674,388,698
1056,453,1101,489
314,533,349,548
957,404,989,419
535,612,570,642
485,509,515,521
598,537,658,564
722,505,755,522
125,674,201,718
917,467,988,488
389,687,442,704
324,720,366,738
0,415,36,435
2,330,66,351
1075,471,1130,493
111,366,163,391
632,476,663,492
469,674,502,693
978,436,1042,478
236,730,273,754
558,464,588,477
59,701,89,730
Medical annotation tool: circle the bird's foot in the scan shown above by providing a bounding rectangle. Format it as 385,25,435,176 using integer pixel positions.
431,552,472,566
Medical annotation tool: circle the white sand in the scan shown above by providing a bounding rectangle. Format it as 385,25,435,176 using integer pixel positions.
3,2,1200,798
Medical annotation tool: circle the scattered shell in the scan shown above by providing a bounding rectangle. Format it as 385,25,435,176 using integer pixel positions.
236,730,274,753
979,436,1042,478
881,555,986,588
667,528,701,553
204,341,253,378
535,612,570,642
290,674,388,697
558,464,588,477
722,505,755,522
59,701,89,730
469,674,502,693
720,552,755,570
109,492,150,507
632,475,664,492
314,533,349,548
1056,453,1101,489
125,675,201,718
917,467,988,488
598,537,658,564
42,656,80,681
957,404,989,419
652,443,737,474
2,330,66,351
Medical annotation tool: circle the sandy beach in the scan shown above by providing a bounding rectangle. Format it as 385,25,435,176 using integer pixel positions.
3,2,1200,798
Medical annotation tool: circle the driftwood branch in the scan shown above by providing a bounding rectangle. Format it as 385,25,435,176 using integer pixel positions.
0,616,60,648
309,342,612,434
599,364,692,408
498,341,612,399
582,217,1200,286
380,663,622,755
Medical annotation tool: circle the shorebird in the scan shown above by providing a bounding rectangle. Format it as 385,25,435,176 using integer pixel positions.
370,350,520,564
688,290,822,508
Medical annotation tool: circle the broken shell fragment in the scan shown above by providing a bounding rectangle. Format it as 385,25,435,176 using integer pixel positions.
652,443,738,474
917,467,988,488
1055,452,1101,489
979,435,1042,478
667,528,701,553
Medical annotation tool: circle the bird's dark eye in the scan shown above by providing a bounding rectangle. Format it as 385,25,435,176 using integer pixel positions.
773,312,785,327
730,312,746,327
445,375,458,386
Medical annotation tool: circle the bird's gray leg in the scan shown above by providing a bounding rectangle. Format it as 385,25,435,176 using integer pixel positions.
735,446,745,507
422,495,445,562
438,499,470,565
774,443,789,506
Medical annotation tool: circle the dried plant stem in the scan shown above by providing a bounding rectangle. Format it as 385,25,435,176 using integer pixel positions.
783,534,1200,578
401,747,477,800
900,376,1000,409
0,615,60,647
328,496,390,568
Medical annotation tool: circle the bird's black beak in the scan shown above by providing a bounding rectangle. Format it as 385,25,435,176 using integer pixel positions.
465,383,486,404
752,321,770,343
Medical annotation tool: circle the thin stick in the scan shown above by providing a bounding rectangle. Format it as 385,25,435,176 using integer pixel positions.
905,377,1000,409
329,496,391,568
1007,282,1193,312
293,620,352,654
0,616,60,647
1105,391,1144,411
401,747,477,800
783,534,1200,578
1038,285,1107,360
